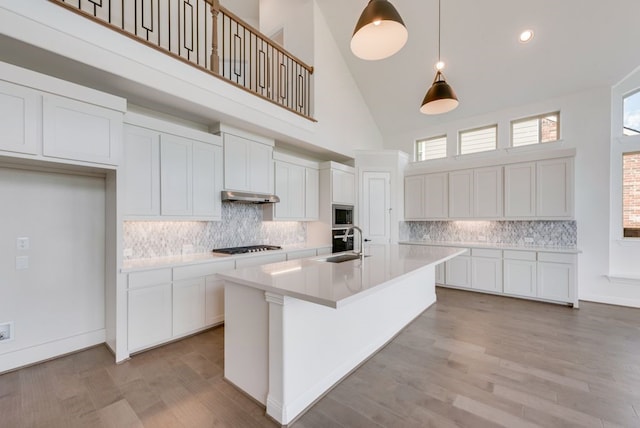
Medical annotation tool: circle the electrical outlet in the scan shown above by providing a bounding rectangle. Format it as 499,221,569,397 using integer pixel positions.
478,235,487,242
182,244,194,255
524,237,534,244
423,234,430,241
123,248,133,257
0,322,13,342
15,256,29,270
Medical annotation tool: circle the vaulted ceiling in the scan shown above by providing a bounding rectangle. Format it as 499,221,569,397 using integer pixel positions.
316,0,640,139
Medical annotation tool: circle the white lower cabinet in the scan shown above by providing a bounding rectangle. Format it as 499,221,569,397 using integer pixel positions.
537,252,576,303
428,245,576,305
435,263,445,284
445,251,471,287
172,277,206,337
471,249,503,292
503,251,537,297
128,284,172,352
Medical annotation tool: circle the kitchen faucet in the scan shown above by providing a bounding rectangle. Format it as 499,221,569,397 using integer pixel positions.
343,226,365,258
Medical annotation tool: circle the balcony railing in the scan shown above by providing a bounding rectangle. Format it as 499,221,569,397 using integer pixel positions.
48,0,314,120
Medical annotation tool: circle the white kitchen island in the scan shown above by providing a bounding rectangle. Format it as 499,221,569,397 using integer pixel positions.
217,244,464,425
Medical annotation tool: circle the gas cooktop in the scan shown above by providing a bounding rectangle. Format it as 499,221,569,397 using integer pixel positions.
212,245,282,255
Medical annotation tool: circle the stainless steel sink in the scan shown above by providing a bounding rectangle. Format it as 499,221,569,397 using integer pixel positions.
318,254,369,263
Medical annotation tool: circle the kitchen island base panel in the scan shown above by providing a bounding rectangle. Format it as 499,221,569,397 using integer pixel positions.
224,265,436,425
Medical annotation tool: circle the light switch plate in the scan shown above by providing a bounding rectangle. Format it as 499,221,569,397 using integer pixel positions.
16,237,30,250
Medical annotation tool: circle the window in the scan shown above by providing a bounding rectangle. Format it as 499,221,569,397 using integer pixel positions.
624,90,640,136
459,125,497,155
416,135,447,161
512,112,560,146
623,152,640,237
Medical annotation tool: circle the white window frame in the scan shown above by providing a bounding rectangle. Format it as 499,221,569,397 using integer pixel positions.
623,89,640,136
511,111,560,147
458,124,498,155
415,135,447,161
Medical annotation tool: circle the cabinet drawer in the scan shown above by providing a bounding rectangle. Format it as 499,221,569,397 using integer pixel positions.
537,252,575,264
173,260,235,281
471,248,502,258
503,250,536,261
128,268,172,289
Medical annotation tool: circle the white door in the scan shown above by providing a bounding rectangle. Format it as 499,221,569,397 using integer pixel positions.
362,171,391,244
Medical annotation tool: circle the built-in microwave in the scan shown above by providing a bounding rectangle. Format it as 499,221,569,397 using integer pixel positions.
332,204,354,228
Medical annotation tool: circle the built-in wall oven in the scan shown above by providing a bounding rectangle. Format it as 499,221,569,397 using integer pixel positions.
332,228,354,253
332,204,354,228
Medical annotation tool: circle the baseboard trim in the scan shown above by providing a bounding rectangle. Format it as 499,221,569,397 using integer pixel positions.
0,329,106,374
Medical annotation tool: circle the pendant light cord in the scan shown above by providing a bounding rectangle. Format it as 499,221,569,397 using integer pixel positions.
438,0,441,63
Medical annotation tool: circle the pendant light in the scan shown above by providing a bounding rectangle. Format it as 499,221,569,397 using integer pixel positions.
351,0,408,61
420,0,458,114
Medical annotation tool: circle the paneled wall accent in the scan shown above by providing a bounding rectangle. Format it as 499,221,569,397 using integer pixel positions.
400,220,577,247
124,203,306,259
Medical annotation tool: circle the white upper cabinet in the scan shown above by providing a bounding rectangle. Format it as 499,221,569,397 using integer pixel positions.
332,168,356,205
122,125,160,216
406,153,573,221
404,175,425,220
404,173,448,220
266,153,320,221
123,113,223,220
449,170,473,218
425,173,449,219
0,63,126,167
43,93,122,165
504,162,536,218
474,166,503,218
160,134,193,216
274,161,306,219
0,80,40,155
504,157,573,219
536,157,574,218
222,132,274,194
193,142,223,218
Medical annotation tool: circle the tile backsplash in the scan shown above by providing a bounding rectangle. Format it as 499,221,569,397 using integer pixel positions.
400,220,576,247
124,203,307,259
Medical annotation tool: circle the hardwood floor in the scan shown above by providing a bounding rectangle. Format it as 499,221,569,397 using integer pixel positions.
2,288,639,427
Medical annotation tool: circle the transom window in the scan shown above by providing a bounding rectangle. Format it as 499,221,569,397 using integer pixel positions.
416,135,447,161
624,90,640,136
512,112,560,146
459,125,497,155
623,151,640,238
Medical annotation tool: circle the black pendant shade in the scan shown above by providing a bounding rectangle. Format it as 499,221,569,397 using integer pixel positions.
420,70,459,115
420,0,459,115
351,0,408,60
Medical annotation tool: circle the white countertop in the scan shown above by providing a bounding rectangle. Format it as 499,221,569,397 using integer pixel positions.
399,240,580,254
218,244,465,308
121,244,331,272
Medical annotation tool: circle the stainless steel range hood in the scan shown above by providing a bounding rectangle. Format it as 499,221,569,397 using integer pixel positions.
221,190,280,204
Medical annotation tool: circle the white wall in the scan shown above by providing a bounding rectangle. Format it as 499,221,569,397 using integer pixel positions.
0,167,106,372
311,1,384,156
259,0,314,65
384,87,640,308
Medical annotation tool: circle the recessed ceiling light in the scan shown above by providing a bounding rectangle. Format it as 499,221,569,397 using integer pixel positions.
519,29,534,43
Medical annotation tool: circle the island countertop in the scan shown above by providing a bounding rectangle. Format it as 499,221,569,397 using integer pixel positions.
217,244,465,308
